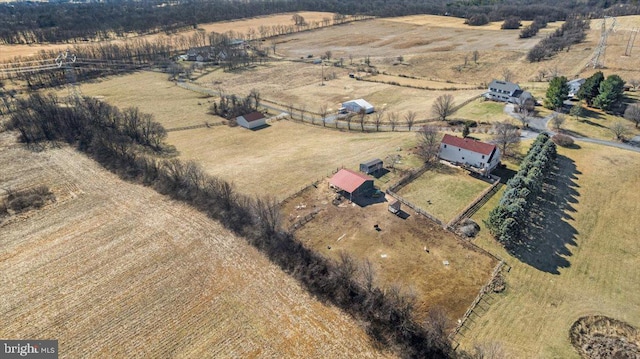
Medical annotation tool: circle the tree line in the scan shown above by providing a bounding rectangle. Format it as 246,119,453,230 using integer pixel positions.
6,93,454,359
2,0,640,45
485,134,557,249
527,17,590,62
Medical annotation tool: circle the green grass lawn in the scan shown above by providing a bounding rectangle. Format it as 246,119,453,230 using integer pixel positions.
458,142,640,358
452,98,512,124
396,165,491,223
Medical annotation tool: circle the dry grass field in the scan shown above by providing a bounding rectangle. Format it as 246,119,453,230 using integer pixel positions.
0,12,334,61
0,131,393,358
456,142,640,358
275,15,640,87
195,61,484,119
281,182,498,325
397,165,492,223
71,71,420,199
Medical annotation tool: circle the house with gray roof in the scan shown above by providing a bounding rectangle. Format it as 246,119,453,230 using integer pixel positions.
485,80,533,104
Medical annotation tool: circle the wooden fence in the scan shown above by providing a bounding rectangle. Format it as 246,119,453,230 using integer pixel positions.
387,165,429,193
449,261,509,349
385,189,445,226
446,176,502,229
165,122,223,132
288,209,321,232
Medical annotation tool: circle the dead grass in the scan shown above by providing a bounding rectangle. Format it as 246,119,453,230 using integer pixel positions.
0,12,334,61
0,131,392,358
282,181,497,325
458,142,640,358
396,165,492,223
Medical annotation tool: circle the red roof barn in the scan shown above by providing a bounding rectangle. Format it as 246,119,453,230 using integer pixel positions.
330,169,375,200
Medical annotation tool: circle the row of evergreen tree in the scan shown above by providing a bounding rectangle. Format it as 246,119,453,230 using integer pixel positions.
527,17,590,62
485,134,557,248
5,93,453,359
1,0,640,44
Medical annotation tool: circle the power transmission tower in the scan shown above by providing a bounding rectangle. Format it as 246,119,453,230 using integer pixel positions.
590,16,616,69
56,49,82,101
624,28,638,56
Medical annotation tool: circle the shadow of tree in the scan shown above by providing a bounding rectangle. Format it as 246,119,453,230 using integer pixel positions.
509,155,581,274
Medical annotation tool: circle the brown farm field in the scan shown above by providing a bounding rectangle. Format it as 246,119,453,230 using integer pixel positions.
0,11,335,61
281,182,498,325
0,132,393,358
456,142,640,358
274,15,640,85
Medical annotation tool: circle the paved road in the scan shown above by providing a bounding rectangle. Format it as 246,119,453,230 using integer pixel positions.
504,104,640,153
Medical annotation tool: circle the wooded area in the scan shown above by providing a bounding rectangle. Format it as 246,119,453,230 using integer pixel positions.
0,0,639,44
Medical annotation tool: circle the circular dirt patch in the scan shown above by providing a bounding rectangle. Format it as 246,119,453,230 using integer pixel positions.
570,316,640,359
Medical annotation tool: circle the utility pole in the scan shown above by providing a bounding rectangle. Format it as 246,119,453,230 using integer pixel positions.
56,49,82,101
624,28,638,56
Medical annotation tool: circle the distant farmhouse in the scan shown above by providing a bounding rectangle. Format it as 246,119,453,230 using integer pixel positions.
568,78,585,99
181,40,248,63
485,80,533,104
341,99,374,114
236,112,266,129
439,134,501,175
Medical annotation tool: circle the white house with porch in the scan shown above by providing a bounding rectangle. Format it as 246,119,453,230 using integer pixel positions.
485,79,533,104
439,134,501,175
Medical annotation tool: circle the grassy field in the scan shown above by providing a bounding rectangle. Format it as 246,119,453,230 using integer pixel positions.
452,98,514,124
397,165,492,223
0,131,393,358
281,181,498,325
69,71,422,199
195,61,484,120
457,142,640,358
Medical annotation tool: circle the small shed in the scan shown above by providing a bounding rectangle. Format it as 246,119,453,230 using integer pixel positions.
360,158,383,175
330,169,375,201
388,199,401,214
342,99,374,114
236,111,266,129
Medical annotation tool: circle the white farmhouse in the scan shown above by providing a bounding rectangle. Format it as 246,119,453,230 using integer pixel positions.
567,78,585,99
485,79,533,104
341,99,374,114
439,134,501,175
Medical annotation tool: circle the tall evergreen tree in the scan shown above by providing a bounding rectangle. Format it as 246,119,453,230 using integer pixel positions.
594,74,625,112
577,71,604,106
544,76,569,110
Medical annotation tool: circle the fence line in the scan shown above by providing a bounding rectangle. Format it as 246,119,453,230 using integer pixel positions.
165,122,223,132
387,165,429,193
385,190,445,226
446,176,502,229
288,209,321,232
449,261,507,349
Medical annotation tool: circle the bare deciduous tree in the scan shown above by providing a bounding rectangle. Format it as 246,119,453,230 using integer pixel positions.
623,103,640,128
628,78,639,91
515,109,532,128
358,108,366,131
610,121,631,140
346,113,354,130
404,111,417,131
286,102,295,120
502,68,514,82
432,94,455,121
373,109,385,132
551,113,565,131
324,50,332,60
319,104,328,127
470,341,507,359
416,125,440,164
492,121,521,156
388,111,398,132
473,50,480,64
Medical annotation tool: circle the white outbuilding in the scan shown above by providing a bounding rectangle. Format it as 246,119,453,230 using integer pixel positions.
439,134,501,175
341,99,374,114
236,111,267,129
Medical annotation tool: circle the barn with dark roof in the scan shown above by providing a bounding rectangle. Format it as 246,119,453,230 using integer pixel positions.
236,111,266,129
439,134,501,175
